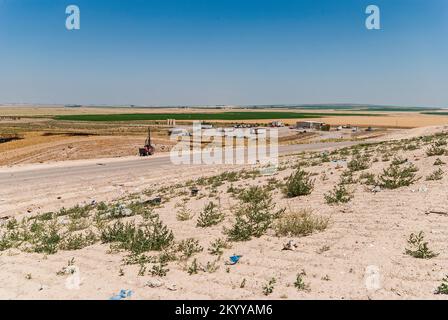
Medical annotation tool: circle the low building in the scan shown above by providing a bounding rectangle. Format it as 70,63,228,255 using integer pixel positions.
296,121,325,130
169,128,189,137
270,121,284,127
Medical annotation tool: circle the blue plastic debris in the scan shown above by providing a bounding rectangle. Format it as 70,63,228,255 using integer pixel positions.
226,255,242,265
109,289,133,300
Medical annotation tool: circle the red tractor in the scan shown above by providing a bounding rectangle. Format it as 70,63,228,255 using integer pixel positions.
139,127,155,156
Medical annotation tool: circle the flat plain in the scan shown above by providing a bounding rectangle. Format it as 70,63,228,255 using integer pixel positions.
1,106,448,299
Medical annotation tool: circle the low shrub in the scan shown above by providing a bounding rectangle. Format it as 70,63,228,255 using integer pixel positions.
227,187,284,241
208,238,232,256
426,168,444,181
196,202,224,227
435,276,448,295
324,184,353,204
378,163,419,189
283,168,314,198
274,209,328,237
405,231,438,259
426,144,446,157
347,154,370,172
100,216,174,254
177,238,203,259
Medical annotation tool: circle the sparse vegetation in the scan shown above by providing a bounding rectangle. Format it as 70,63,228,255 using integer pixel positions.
359,172,376,185
325,183,353,204
274,209,329,237
196,202,224,227
59,231,97,251
227,187,284,241
208,238,231,256
426,144,446,157
150,262,169,277
378,162,419,189
391,156,407,166
100,216,174,254
177,238,203,260
203,259,220,273
347,153,370,172
5,129,448,299
317,245,330,254
56,258,76,276
405,232,438,259
262,278,276,296
284,168,314,198
339,170,357,185
176,203,194,221
294,270,310,291
187,258,199,275
435,276,448,295
426,168,444,181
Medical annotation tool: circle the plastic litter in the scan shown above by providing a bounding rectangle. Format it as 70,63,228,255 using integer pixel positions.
123,208,133,216
109,289,133,300
261,165,278,176
425,210,448,216
282,240,298,251
146,279,164,288
331,160,347,165
412,186,428,193
146,197,162,206
191,187,199,197
225,255,242,265
167,284,178,291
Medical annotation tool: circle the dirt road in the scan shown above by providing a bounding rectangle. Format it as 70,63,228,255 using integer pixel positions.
0,141,359,217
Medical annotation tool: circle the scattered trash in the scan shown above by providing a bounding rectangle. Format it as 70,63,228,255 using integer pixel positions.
167,284,178,291
113,204,132,217
225,255,242,265
38,284,49,291
109,289,133,300
190,187,199,197
146,279,164,288
0,216,10,221
332,160,347,166
261,165,278,176
371,186,381,193
412,186,428,193
60,218,70,225
91,200,97,206
425,210,448,216
57,196,62,200
146,197,162,206
282,240,298,251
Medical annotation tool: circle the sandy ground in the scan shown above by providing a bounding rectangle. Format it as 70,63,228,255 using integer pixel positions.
0,134,173,166
1,126,448,300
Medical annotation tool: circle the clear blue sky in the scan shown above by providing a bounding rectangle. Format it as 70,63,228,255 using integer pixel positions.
0,0,447,107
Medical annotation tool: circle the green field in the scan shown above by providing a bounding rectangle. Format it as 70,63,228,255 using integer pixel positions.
55,112,380,122
421,112,448,116
245,105,440,112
